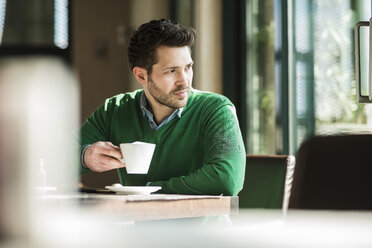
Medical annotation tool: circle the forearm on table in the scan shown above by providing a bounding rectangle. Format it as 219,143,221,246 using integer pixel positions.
150,159,244,196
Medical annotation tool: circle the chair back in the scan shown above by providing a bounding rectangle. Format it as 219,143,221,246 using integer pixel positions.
239,154,295,212
289,134,372,210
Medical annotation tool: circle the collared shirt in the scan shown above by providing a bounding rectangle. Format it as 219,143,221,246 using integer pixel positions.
140,91,183,130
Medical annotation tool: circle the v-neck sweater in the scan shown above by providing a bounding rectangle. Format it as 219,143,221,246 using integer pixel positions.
79,89,246,196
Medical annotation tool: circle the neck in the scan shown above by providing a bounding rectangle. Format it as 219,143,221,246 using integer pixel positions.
151,104,174,125
144,92,174,125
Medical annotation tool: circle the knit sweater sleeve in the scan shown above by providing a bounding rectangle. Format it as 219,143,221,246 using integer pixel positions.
150,100,246,196
78,98,115,174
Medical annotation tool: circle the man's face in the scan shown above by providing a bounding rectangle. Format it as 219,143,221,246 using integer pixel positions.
146,45,193,109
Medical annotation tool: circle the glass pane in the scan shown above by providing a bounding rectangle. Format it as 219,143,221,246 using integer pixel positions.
54,0,69,49
0,0,68,48
314,0,355,131
246,0,372,155
246,0,276,154
358,26,369,96
292,0,315,149
292,0,372,151
358,1,371,98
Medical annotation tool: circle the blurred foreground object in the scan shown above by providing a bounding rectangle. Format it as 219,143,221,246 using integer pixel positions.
289,133,372,210
0,56,80,245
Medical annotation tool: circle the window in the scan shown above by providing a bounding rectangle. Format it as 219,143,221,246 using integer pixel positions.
0,0,69,49
246,0,276,154
246,0,372,155
292,0,372,152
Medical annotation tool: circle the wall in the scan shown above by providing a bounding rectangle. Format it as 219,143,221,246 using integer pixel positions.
194,0,222,94
73,0,170,188
73,0,131,122
127,0,170,91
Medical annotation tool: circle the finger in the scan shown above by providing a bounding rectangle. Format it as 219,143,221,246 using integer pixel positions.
99,145,123,159
90,156,125,172
101,155,126,169
104,141,121,149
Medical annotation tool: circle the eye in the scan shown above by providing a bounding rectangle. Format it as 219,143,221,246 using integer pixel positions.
166,69,176,74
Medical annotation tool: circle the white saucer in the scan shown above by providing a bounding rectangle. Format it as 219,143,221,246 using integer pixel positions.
105,185,161,195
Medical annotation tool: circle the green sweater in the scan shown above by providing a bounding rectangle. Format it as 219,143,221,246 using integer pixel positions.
79,89,246,196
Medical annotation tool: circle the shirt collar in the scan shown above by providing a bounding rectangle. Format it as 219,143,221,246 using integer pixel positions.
140,91,183,118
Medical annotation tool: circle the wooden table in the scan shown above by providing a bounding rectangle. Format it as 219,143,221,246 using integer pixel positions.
42,193,239,222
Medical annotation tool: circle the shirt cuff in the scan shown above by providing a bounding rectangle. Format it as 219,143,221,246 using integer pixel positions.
81,144,92,168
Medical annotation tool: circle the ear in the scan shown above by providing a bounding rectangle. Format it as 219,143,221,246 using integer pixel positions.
133,66,148,86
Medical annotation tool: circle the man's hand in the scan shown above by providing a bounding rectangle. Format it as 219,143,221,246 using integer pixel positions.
83,141,125,172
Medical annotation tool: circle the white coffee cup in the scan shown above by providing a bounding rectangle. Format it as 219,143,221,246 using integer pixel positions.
119,141,156,174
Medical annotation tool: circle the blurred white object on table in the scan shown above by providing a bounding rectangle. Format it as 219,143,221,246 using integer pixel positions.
0,56,80,245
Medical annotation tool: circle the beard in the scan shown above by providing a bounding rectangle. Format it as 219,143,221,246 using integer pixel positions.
147,77,191,109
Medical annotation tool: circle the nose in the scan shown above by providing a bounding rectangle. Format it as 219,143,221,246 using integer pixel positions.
176,70,190,86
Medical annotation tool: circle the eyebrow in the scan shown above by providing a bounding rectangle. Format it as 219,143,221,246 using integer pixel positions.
163,62,194,70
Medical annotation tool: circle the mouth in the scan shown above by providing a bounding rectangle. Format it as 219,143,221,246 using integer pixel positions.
173,88,189,98
174,91,185,98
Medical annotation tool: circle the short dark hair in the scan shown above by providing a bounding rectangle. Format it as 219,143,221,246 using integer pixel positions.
128,19,196,74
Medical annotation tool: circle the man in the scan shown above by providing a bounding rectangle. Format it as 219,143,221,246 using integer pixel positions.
79,19,245,195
